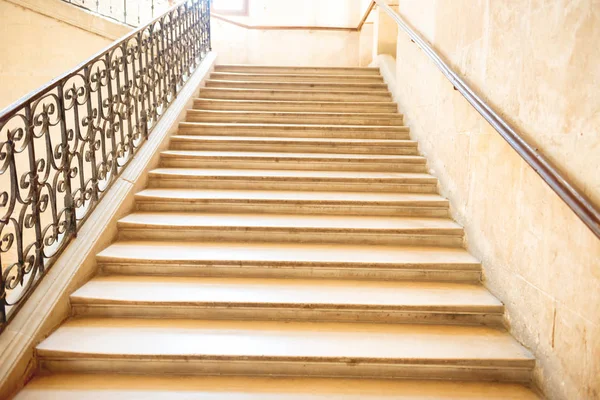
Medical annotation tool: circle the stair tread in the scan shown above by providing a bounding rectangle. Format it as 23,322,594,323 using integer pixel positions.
118,212,462,233
161,150,425,162
36,318,533,365
72,275,501,311
15,374,540,400
194,98,397,105
150,168,437,180
211,72,385,79
200,87,391,95
206,79,389,87
170,135,416,145
136,188,447,203
180,121,407,129
216,65,380,72
97,240,479,268
188,110,402,117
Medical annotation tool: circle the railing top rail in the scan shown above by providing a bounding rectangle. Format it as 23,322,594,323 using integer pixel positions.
373,0,600,239
0,0,183,121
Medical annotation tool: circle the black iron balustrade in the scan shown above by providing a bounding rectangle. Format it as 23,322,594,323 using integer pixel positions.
62,0,174,27
0,0,211,330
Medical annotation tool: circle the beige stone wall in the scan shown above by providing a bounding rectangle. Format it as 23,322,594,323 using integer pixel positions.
359,22,374,66
211,0,367,66
392,1,600,399
212,19,361,66
0,0,129,109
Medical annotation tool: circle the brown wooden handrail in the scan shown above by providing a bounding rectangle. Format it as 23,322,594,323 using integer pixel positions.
212,1,376,32
374,0,600,239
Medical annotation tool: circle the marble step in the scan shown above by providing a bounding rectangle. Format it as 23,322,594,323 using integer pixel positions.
135,188,449,216
178,122,410,139
205,79,390,91
36,318,535,381
199,87,392,101
185,110,404,126
117,212,464,246
159,150,427,172
15,374,541,400
97,240,481,281
214,65,381,75
169,135,418,155
146,169,438,193
192,99,398,112
71,275,502,325
210,71,385,83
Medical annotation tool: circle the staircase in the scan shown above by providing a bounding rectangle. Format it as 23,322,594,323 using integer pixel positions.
15,65,539,399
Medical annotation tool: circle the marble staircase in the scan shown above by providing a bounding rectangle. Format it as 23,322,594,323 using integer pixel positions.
14,65,540,399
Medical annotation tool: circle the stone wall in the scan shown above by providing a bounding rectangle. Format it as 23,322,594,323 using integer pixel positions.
211,0,370,66
392,1,599,398
0,0,130,109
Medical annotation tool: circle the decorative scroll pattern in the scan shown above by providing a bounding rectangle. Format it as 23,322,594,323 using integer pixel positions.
0,0,211,328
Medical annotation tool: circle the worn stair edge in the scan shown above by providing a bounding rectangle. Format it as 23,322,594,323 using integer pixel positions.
134,188,449,216
146,168,438,193
168,136,419,155
36,318,535,382
210,71,386,82
116,212,464,247
14,374,541,400
199,88,392,101
192,99,399,112
185,109,404,125
204,79,391,90
70,276,503,325
158,151,428,173
214,65,381,75
178,122,410,140
96,241,481,282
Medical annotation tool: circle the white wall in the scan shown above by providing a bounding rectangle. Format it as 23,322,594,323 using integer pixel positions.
211,0,370,66
0,0,130,110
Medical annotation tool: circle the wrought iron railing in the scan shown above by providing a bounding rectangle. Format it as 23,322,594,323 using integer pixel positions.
62,0,174,27
0,0,211,330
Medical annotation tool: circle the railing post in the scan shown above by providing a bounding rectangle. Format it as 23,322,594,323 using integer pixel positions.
24,105,45,277
208,0,212,50
0,252,6,326
56,83,76,238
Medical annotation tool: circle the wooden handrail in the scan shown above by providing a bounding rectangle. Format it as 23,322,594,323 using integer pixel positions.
356,0,376,31
212,1,376,32
374,0,600,239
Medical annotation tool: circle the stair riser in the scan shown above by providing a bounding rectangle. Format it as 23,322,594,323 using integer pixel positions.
99,262,481,282
169,141,419,155
210,73,385,83
179,126,410,140
205,81,390,91
117,227,464,247
136,201,449,217
193,100,398,113
214,66,381,75
159,158,428,173
146,178,439,193
71,305,502,326
39,358,531,383
199,89,392,102
185,114,404,126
